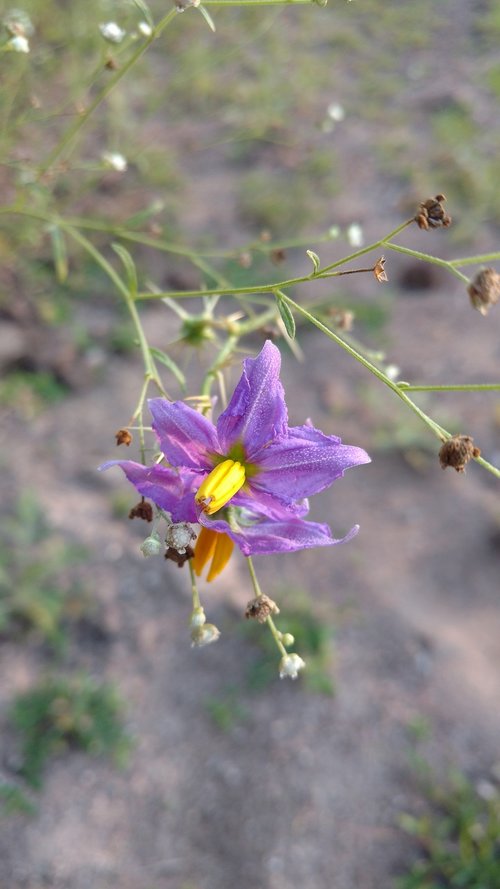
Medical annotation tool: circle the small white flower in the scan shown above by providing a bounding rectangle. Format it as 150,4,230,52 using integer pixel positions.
346,223,364,248
9,34,30,53
102,151,128,172
138,21,153,37
279,653,306,680
191,623,220,647
99,22,126,44
165,522,196,555
327,102,345,122
385,364,400,382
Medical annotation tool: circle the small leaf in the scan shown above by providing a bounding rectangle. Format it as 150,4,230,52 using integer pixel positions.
198,4,216,32
112,243,138,297
275,292,296,339
48,226,68,284
131,0,154,28
306,249,320,275
149,347,186,391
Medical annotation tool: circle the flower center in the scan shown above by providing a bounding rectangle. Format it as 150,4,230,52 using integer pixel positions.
193,527,234,582
195,459,246,515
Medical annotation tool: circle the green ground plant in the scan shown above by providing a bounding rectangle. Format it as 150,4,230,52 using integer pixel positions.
9,674,131,789
0,493,90,649
397,763,500,889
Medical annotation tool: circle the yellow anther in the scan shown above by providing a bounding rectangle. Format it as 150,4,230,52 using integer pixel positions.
195,459,245,515
193,527,234,582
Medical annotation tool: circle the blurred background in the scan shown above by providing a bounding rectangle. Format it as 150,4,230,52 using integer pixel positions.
0,1,499,887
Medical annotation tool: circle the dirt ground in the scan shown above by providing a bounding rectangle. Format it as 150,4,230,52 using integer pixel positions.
1,2,499,888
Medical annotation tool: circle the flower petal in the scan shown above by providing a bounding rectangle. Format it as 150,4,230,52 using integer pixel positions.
149,398,219,469
216,340,288,458
252,423,370,503
100,460,199,522
199,509,359,556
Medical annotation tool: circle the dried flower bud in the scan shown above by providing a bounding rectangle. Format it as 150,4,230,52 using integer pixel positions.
164,545,194,567
467,268,500,316
279,653,306,680
415,194,451,230
373,256,388,283
270,248,286,264
191,623,220,647
328,308,354,332
140,531,162,557
129,498,153,522
245,594,280,624
165,522,197,554
115,428,132,446
439,434,480,473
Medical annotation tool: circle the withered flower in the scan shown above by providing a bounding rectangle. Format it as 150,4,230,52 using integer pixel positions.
115,428,132,446
165,546,194,567
129,498,153,521
439,435,480,473
245,594,280,623
467,268,500,316
415,194,451,231
373,256,388,283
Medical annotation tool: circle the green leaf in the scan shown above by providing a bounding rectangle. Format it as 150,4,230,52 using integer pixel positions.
112,243,138,297
275,292,296,339
48,226,68,284
149,347,186,391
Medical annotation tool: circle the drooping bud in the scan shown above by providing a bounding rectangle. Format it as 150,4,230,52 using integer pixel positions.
279,653,306,680
190,607,206,629
129,498,153,522
140,531,162,557
191,623,220,647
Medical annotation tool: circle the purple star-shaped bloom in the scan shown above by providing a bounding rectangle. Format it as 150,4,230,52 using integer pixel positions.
102,340,370,556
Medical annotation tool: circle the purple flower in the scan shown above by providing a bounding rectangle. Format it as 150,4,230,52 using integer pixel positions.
102,340,370,576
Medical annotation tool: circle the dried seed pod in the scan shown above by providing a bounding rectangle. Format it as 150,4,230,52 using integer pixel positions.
467,268,500,316
415,194,451,230
439,435,480,473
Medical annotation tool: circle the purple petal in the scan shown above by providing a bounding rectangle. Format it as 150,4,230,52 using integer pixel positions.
200,508,359,556
252,423,370,503
149,399,219,470
100,460,199,522
216,340,288,459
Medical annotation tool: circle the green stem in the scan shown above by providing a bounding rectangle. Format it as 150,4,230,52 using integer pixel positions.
450,253,500,267
37,9,177,176
201,334,239,399
384,242,470,284
398,383,500,392
279,293,500,479
189,562,202,612
246,557,287,657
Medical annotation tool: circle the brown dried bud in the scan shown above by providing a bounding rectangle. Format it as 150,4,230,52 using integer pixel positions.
328,308,354,332
245,594,280,623
439,435,480,473
467,268,500,316
115,428,132,446
271,248,287,264
105,57,118,70
165,545,194,567
373,256,388,283
129,498,153,522
415,194,451,230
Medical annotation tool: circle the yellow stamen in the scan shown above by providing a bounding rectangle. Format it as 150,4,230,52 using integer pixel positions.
195,459,245,515
193,527,234,582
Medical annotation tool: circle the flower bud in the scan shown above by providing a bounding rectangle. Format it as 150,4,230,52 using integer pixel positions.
191,623,220,647
99,22,126,44
279,653,306,680
281,633,295,647
190,607,206,629
140,531,162,557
